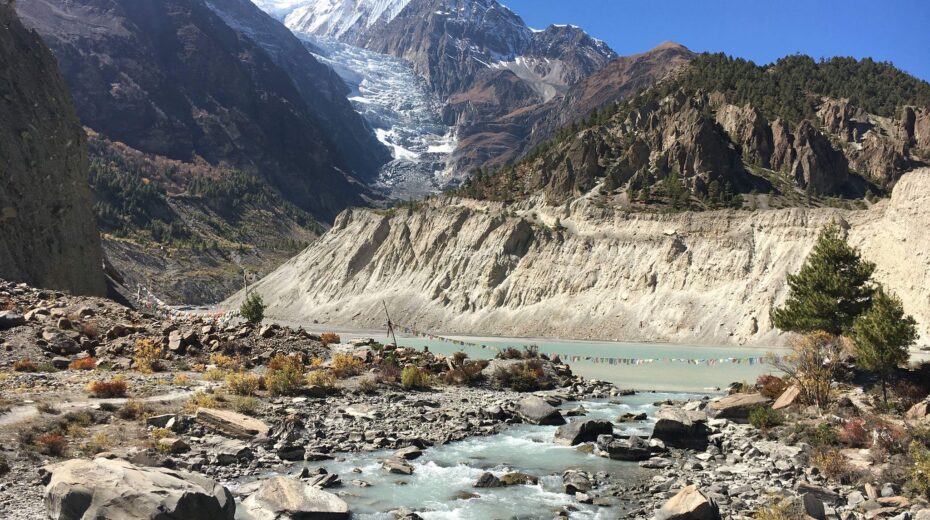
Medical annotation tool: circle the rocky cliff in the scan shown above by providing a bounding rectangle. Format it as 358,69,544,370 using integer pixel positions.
236,168,930,347
0,3,106,295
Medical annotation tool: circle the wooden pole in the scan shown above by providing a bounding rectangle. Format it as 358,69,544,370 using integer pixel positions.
382,300,398,349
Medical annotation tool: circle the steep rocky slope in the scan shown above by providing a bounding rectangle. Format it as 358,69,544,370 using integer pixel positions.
18,0,382,221
234,168,930,346
0,3,106,296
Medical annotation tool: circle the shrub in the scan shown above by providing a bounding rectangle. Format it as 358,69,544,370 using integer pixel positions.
497,347,523,360
86,377,128,398
69,357,97,371
265,355,304,396
83,432,111,455
320,332,341,345
331,353,365,378
358,377,377,393
839,418,870,448
209,354,241,371
173,374,190,386
204,367,228,381
185,391,220,412
767,332,846,408
37,402,60,415
443,361,487,386
811,450,857,484
117,399,145,420
240,292,265,324
754,496,805,520
401,366,430,390
133,338,164,373
82,322,99,339
13,358,38,372
749,406,784,432
873,418,907,455
376,362,401,384
307,370,336,389
908,441,930,498
757,374,788,399
0,454,9,476
232,396,260,415
226,372,261,396
494,360,547,392
35,433,68,457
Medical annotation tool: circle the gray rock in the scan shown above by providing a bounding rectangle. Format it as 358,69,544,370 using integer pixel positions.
474,472,502,488
241,476,349,520
500,472,539,486
196,407,270,439
651,407,711,450
393,446,423,460
515,396,566,426
654,485,721,520
44,457,234,520
383,458,414,475
602,435,652,461
562,471,591,494
0,311,25,330
554,419,613,446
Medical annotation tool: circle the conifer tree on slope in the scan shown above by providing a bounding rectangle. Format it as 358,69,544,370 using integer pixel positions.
850,288,918,402
771,223,876,336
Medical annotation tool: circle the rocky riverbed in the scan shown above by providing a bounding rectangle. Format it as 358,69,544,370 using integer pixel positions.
4,278,930,519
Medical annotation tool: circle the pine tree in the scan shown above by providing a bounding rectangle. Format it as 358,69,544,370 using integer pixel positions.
771,223,876,335
850,288,918,402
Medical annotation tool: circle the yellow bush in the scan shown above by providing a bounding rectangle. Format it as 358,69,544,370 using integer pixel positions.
133,339,165,374
185,391,220,412
203,367,228,382
86,377,128,398
173,374,190,386
331,353,365,378
320,332,341,345
307,370,336,389
209,354,241,371
401,366,430,390
232,396,260,415
226,372,261,396
265,355,304,396
811,449,857,483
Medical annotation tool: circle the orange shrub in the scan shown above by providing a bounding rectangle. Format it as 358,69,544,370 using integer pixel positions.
86,377,128,398
69,357,97,371
35,433,68,457
757,374,788,399
331,353,365,378
839,418,870,448
320,332,341,346
13,358,38,372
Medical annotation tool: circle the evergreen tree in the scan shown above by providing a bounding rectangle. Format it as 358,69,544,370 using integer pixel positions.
771,223,876,335
850,288,918,402
240,292,266,324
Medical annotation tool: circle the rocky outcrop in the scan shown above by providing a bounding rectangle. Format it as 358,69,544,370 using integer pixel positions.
554,419,613,446
18,0,374,221
715,104,774,168
706,393,772,422
654,485,721,520
0,3,105,296
44,456,235,520
235,168,930,346
651,408,710,450
772,120,850,195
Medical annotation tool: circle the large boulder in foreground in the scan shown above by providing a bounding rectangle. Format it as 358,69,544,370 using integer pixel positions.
555,419,613,445
241,476,349,520
706,393,772,422
44,456,235,520
651,408,711,450
654,485,721,520
515,396,566,426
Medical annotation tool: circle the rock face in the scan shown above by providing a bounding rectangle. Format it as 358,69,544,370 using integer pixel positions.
236,169,930,345
240,476,349,520
18,0,378,221
773,120,850,195
44,457,235,520
0,3,106,296
655,485,721,520
196,408,270,440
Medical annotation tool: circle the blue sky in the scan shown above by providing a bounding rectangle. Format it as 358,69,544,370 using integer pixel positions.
503,0,930,82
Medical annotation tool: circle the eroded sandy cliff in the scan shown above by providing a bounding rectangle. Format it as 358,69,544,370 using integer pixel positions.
239,169,930,346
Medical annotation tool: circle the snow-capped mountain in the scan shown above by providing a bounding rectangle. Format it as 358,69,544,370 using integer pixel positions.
253,0,413,40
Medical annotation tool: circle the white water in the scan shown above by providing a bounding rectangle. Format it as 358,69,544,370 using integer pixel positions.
233,392,690,519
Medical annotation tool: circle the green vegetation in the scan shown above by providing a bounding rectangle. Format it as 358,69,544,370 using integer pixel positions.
851,288,918,402
400,366,430,390
771,223,876,335
749,406,784,432
240,292,266,324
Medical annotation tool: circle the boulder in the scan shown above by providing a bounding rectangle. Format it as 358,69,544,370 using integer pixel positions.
241,476,349,520
515,396,566,426
473,472,502,488
500,472,538,486
196,408,269,439
382,458,414,475
555,419,613,446
706,393,772,422
157,437,190,454
907,401,930,421
0,311,25,330
654,485,721,520
44,457,234,520
601,435,652,462
393,446,423,461
651,408,711,450
562,471,591,494
772,385,802,410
